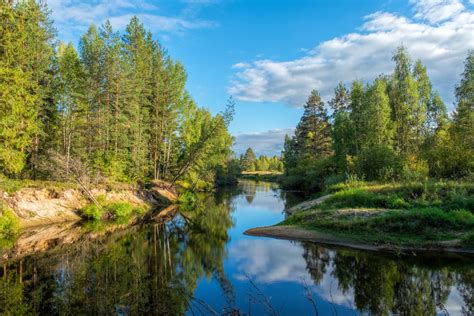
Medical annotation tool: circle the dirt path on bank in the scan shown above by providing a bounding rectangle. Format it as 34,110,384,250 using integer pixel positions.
244,225,474,255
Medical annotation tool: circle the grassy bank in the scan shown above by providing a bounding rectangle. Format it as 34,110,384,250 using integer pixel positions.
80,199,147,221
280,181,474,249
238,171,283,182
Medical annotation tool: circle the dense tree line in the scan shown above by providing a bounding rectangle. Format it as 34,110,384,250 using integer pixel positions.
239,148,283,172
283,47,473,191
0,1,234,189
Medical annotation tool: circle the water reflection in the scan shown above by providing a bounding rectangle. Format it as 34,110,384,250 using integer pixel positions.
0,180,472,315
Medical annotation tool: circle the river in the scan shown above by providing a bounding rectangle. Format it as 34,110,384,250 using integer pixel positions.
1,180,473,315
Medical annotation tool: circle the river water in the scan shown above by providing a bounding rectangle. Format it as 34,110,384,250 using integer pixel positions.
1,180,473,315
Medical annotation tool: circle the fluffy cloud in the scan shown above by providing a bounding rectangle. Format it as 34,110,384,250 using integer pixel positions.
229,0,474,107
46,0,216,42
229,238,309,283
233,128,295,156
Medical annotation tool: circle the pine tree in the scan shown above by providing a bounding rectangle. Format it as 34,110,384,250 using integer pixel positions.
98,21,129,180
0,2,39,175
57,42,86,173
80,25,105,161
241,148,257,171
15,0,57,177
329,82,350,115
295,90,333,159
122,17,154,179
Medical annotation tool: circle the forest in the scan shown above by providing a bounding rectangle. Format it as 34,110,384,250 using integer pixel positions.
282,47,473,191
0,1,235,191
239,148,283,173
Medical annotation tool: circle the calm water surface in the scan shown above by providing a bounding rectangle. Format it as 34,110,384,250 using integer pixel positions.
1,180,473,315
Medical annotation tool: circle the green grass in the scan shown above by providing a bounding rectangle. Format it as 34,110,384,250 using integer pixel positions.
319,181,474,212
282,181,474,248
80,204,104,220
80,201,148,221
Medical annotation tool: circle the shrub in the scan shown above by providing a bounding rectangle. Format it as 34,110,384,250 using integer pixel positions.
106,202,134,218
0,205,19,238
80,204,103,220
179,191,197,206
355,145,402,181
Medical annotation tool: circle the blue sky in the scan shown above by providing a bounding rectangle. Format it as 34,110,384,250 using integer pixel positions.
47,0,474,156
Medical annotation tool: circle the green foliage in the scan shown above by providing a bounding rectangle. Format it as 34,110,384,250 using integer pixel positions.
239,148,283,174
0,204,20,241
355,145,401,181
106,202,134,218
283,47,473,191
80,204,103,220
321,181,474,212
0,3,233,190
178,191,197,209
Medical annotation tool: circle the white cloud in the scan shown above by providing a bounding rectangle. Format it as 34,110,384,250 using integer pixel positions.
229,0,474,107
233,128,295,157
229,238,309,283
411,0,465,24
46,0,216,43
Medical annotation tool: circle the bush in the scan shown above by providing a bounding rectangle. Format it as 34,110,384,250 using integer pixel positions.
106,202,134,218
355,145,402,181
0,205,19,238
179,191,197,206
80,204,103,220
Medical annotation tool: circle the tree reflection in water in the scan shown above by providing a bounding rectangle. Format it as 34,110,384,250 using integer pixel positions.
0,183,473,315
302,242,473,315
0,192,234,315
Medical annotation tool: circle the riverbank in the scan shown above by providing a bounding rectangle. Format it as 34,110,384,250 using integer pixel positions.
238,171,283,182
0,178,178,228
246,181,474,253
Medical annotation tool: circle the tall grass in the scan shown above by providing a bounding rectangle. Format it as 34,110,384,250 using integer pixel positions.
321,181,474,212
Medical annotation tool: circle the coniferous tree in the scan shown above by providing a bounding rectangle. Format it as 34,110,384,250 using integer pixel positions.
0,2,39,175
80,25,105,162
122,17,154,179
240,148,257,171
329,82,351,115
57,42,86,173
295,89,333,159
16,0,57,177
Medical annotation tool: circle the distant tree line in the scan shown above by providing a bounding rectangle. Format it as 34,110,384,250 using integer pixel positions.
240,148,283,172
283,47,473,191
0,1,234,189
